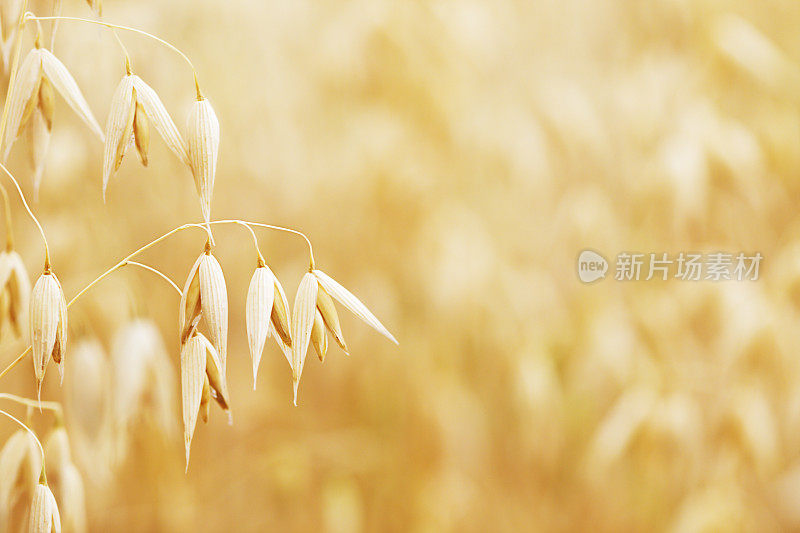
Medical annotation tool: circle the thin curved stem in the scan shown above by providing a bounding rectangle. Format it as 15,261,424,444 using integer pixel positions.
0,347,29,381
0,408,45,481
0,162,50,268
111,30,132,73
188,221,264,265
237,221,315,270
28,15,203,98
0,183,14,250
50,0,62,51
124,261,182,295
0,393,62,415
65,223,198,307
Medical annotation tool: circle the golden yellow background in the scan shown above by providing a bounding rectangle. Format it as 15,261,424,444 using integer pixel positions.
3,0,800,531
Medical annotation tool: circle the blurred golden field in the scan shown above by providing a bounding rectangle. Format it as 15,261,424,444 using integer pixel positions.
5,0,800,531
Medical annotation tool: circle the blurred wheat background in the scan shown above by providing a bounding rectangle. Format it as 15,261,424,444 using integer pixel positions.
4,0,800,531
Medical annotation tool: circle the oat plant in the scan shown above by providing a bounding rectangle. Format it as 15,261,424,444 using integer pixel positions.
0,2,396,530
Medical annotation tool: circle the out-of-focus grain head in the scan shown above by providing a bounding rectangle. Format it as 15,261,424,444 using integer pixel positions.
0,0,23,68
0,430,41,525
179,247,228,374
84,0,101,17
54,463,85,533
3,47,43,160
109,320,176,466
63,338,112,485
28,482,60,533
0,249,31,340
43,426,70,478
42,424,85,533
186,97,220,223
29,271,68,393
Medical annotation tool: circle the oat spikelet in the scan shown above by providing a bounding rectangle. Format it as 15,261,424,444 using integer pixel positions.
291,273,318,405
246,265,275,388
178,249,228,373
130,76,189,165
0,430,41,524
312,270,397,345
0,249,31,340
186,98,220,223
39,48,102,138
28,483,60,533
84,0,102,16
29,272,68,392
197,252,228,375
180,334,206,471
101,75,135,198
3,49,43,160
102,74,188,198
110,321,176,463
0,0,23,68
